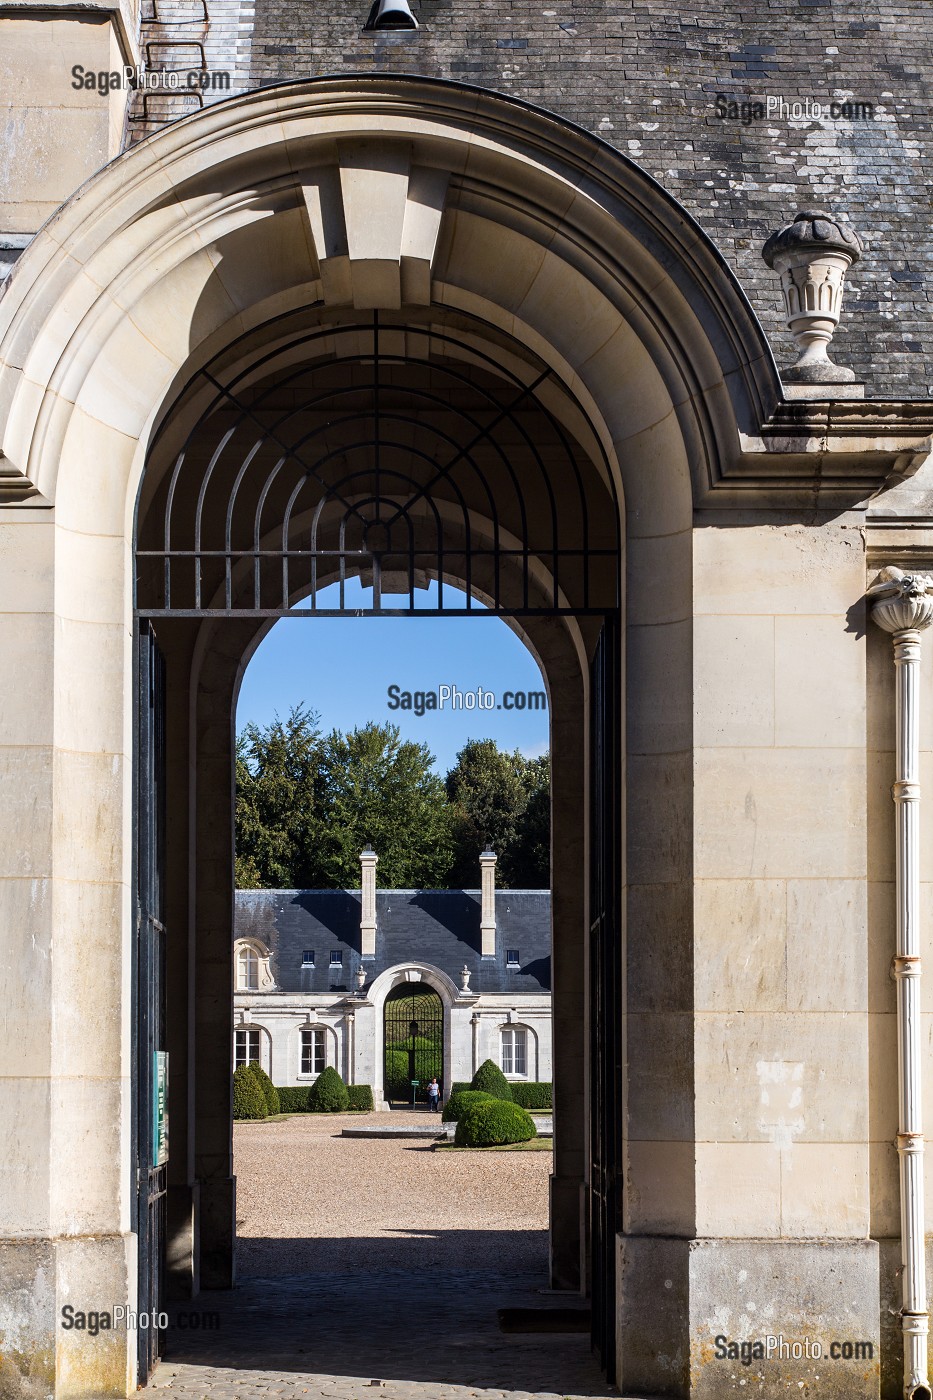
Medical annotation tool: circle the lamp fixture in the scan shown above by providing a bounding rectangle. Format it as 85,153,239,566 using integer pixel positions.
363,0,418,28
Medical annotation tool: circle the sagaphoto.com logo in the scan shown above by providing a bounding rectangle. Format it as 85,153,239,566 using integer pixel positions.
71,63,232,95
714,92,874,125
387,684,548,717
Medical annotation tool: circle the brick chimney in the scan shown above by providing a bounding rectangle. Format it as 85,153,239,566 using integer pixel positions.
480,846,497,957
360,845,378,957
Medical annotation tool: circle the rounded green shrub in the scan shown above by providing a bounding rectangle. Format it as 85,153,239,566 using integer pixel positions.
387,1034,438,1052
307,1065,349,1112
347,1084,374,1111
454,1099,537,1147
248,1061,280,1116
469,1058,513,1102
510,1081,552,1111
441,1088,494,1123
384,1048,411,1101
233,1064,267,1120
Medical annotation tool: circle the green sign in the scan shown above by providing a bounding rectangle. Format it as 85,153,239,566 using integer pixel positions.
152,1051,168,1167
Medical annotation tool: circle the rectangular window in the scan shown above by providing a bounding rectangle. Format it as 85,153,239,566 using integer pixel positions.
301,1027,326,1075
330,950,343,966
302,949,315,967
506,948,520,967
234,1028,260,1070
501,1027,527,1078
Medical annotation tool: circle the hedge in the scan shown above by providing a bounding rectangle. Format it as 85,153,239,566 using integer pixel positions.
276,1086,312,1113
233,1065,267,1120
441,1088,494,1123
470,1058,513,1102
510,1082,552,1111
347,1084,374,1111
454,1099,537,1147
306,1064,349,1112
248,1061,280,1116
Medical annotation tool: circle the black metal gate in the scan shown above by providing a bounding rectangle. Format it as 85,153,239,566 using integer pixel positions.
134,621,168,1383
383,985,444,1104
589,618,622,1376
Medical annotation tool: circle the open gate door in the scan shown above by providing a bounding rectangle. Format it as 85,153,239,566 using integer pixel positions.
134,621,168,1383
589,616,622,1377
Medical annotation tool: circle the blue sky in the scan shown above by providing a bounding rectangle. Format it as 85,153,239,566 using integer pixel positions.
236,579,549,775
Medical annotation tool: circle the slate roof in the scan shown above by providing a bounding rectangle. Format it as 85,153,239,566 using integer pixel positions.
234,889,551,994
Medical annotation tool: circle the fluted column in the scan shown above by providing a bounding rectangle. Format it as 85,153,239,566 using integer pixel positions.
869,566,933,1400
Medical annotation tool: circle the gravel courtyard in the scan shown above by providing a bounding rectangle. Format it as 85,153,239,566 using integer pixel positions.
234,1110,551,1276
152,1112,621,1399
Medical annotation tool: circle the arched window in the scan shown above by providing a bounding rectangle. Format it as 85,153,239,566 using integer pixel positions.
500,1026,528,1078
237,944,259,991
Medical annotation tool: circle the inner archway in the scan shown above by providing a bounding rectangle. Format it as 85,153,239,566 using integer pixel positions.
134,292,622,1388
383,980,445,1106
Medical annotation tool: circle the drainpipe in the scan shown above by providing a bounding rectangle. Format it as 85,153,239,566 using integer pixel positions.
869,566,933,1400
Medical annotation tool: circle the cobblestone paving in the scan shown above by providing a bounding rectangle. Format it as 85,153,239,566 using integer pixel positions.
152,1269,619,1400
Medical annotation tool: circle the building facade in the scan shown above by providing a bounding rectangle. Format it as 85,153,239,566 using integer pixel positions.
232,853,553,1100
1,4,933,1400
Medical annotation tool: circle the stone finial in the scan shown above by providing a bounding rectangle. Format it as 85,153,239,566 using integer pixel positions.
479,847,497,957
460,964,472,992
762,209,863,385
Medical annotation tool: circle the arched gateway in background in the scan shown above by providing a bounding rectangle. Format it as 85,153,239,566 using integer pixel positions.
1,75,932,1400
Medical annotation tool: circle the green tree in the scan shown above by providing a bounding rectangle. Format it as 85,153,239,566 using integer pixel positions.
234,704,326,888
510,753,550,888
314,722,454,888
445,739,550,888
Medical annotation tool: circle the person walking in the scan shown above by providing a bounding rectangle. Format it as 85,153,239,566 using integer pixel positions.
426,1077,440,1113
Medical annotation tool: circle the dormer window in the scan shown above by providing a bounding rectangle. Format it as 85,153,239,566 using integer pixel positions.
237,945,259,990
506,948,520,968
330,950,343,967
233,938,274,992
302,949,315,967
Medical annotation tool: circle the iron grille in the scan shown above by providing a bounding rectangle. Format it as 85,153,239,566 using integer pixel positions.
383,985,444,1103
135,310,620,619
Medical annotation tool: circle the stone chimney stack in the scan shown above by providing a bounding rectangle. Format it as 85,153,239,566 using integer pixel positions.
480,847,497,957
360,845,378,957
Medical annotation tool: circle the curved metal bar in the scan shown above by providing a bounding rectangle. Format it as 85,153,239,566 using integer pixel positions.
141,309,621,618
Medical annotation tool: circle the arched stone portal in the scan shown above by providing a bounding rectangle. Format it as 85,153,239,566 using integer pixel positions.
1,72,923,1400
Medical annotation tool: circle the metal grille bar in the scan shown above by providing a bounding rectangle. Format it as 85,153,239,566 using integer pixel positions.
135,310,620,619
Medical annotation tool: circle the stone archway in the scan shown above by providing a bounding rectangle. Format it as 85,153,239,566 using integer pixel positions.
2,71,917,1400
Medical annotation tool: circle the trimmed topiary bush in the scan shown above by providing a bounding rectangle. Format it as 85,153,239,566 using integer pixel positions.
347,1084,374,1111
276,1086,312,1113
233,1064,267,1120
384,1048,411,1101
450,1082,471,1097
307,1065,349,1112
470,1058,513,1102
441,1088,494,1123
454,1099,537,1147
248,1061,280,1116
510,1081,552,1111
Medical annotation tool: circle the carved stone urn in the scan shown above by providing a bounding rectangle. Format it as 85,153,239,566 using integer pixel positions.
762,209,863,383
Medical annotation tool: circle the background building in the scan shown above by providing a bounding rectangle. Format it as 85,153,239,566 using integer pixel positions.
233,851,552,1100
